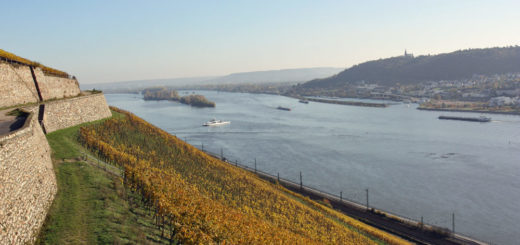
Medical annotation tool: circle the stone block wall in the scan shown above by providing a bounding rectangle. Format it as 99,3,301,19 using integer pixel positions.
0,62,81,108
0,63,40,108
34,67,80,101
42,93,112,133
0,111,56,244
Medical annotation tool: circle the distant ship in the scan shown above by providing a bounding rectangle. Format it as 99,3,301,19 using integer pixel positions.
299,99,309,104
277,106,291,111
203,119,231,126
438,115,491,122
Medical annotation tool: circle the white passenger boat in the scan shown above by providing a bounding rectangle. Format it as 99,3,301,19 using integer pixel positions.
203,119,231,126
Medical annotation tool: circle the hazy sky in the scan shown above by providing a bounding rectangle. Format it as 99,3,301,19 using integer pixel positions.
2,0,519,84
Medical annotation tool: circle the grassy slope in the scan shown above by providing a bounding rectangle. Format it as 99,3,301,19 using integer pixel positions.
37,116,169,244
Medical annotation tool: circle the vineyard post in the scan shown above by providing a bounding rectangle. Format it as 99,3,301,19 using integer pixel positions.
277,172,279,182
421,216,424,228
340,191,342,201
201,143,204,152
235,159,238,167
254,158,257,173
366,189,369,210
300,171,302,190
452,213,455,233
220,148,223,160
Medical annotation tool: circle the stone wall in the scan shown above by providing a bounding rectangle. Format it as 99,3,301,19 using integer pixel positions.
0,110,56,244
0,62,81,108
34,67,80,101
0,63,40,108
42,93,112,133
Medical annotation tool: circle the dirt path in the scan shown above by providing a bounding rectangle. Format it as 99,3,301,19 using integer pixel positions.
56,155,122,177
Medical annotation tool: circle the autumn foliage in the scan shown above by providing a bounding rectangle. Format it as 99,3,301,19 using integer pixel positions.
78,107,410,244
0,49,70,78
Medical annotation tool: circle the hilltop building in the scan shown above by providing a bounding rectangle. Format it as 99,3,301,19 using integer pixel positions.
404,49,414,58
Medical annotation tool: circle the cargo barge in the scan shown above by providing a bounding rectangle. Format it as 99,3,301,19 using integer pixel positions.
438,115,491,122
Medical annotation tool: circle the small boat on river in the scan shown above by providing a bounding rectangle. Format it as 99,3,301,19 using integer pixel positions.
203,119,231,126
299,99,309,104
277,106,291,111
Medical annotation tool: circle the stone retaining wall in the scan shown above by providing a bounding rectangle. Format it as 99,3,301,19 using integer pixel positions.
0,110,56,244
0,62,81,108
42,93,112,133
0,63,40,108
34,67,80,101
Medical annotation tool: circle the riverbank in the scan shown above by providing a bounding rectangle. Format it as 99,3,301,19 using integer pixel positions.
417,106,520,115
201,149,484,245
286,95,388,107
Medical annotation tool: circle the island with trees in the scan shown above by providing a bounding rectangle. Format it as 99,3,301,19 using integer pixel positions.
143,87,215,107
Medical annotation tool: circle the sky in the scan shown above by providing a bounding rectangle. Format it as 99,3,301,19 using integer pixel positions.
2,0,520,84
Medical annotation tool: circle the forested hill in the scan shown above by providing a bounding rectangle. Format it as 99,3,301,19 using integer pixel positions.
299,46,520,89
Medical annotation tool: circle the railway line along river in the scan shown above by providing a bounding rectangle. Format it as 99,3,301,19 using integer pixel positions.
106,91,520,245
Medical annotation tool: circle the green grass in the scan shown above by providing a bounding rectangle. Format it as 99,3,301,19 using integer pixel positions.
45,125,83,159
37,111,168,244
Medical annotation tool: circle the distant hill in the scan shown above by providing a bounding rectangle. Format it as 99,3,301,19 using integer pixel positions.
81,67,343,92
204,67,343,84
80,76,216,92
299,46,520,90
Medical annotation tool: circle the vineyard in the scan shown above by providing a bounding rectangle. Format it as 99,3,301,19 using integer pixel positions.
0,49,70,78
78,107,410,244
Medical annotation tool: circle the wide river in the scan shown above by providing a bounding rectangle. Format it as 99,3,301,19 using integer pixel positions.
106,91,520,244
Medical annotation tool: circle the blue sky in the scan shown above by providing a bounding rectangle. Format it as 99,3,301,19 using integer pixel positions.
2,0,519,84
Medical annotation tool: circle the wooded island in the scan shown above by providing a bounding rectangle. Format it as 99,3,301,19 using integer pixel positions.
143,88,215,107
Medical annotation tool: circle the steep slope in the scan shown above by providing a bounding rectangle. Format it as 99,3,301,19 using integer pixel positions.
299,46,520,89
79,107,410,244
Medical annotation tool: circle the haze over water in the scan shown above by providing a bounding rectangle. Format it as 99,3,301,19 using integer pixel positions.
107,91,520,245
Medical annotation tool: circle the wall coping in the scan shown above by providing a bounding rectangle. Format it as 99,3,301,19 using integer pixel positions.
0,92,105,111
43,92,105,106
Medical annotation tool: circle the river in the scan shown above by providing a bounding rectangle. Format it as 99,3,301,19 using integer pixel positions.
106,91,520,244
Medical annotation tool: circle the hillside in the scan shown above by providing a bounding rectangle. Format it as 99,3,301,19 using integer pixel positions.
38,122,170,244
298,46,520,90
205,67,344,84
75,107,409,244
80,67,343,92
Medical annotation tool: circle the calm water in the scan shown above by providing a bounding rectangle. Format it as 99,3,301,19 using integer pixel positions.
106,91,520,244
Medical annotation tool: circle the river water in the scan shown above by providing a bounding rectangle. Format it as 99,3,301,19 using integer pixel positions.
106,91,520,244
